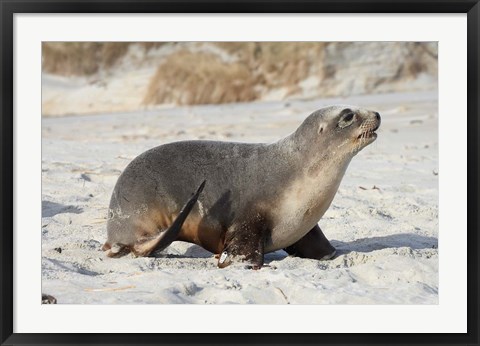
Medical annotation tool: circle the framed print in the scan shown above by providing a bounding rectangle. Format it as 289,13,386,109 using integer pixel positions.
1,1,479,346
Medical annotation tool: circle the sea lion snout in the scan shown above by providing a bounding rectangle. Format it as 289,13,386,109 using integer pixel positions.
354,110,381,144
371,111,381,130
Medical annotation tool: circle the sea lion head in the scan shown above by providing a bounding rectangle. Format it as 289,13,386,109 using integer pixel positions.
297,105,381,159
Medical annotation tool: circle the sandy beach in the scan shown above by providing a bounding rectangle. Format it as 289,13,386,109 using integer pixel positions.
41,90,438,304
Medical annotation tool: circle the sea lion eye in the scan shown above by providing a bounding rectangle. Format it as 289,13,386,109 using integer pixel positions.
338,112,355,128
344,113,354,122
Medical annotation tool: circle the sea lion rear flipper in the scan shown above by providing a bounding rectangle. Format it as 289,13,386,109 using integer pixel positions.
133,180,206,257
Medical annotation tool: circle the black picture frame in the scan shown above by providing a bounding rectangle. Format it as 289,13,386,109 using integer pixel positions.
1,1,479,345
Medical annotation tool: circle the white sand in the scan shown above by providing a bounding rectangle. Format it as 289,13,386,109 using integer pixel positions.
41,91,438,304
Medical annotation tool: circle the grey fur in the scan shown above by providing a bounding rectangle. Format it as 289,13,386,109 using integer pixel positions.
104,105,380,268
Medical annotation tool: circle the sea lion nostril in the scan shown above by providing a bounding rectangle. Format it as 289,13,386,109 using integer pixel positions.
375,112,381,121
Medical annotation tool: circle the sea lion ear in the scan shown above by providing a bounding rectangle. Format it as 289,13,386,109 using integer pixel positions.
318,125,324,134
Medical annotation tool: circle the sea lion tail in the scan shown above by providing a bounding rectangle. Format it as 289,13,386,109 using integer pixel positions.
145,180,206,255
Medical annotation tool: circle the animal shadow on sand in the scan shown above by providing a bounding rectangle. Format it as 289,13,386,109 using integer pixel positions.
330,233,438,256
42,200,83,218
264,233,438,264
152,245,213,259
153,233,438,263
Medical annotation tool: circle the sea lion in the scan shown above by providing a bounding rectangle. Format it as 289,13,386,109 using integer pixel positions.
103,105,381,269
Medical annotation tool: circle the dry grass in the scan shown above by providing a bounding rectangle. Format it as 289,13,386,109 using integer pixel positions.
42,42,437,107
216,42,326,87
43,41,328,105
402,42,438,77
143,42,327,106
42,42,166,76
42,43,101,76
143,50,258,105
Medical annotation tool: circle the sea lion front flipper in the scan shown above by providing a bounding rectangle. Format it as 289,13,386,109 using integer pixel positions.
133,180,206,257
284,224,336,260
218,214,269,269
